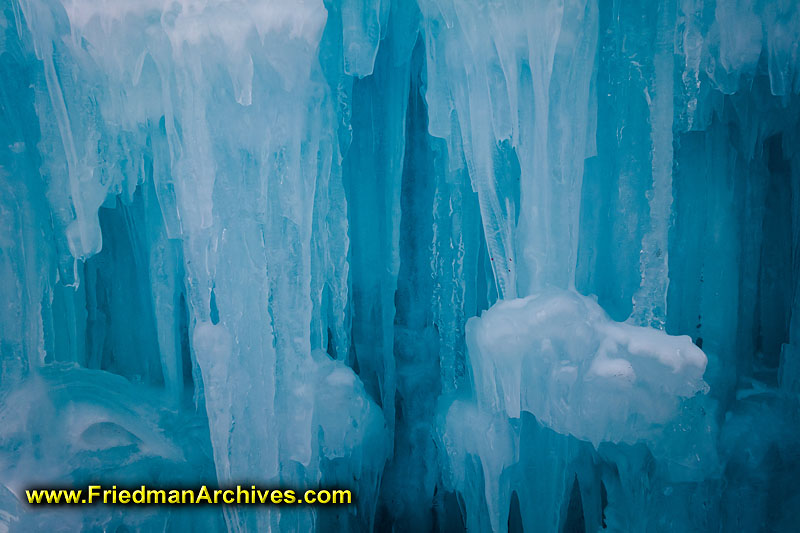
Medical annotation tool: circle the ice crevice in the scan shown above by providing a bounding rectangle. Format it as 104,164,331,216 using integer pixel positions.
2,0,800,531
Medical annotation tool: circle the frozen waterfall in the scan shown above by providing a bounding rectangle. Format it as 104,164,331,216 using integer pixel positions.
2,0,800,531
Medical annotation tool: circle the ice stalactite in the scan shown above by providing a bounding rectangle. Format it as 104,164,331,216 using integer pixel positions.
418,0,520,300
630,0,675,329
4,1,390,531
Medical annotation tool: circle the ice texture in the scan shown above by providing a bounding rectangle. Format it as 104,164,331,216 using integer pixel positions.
2,0,800,531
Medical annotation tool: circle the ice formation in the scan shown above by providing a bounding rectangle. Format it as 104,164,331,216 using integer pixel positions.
1,0,800,531
466,290,708,446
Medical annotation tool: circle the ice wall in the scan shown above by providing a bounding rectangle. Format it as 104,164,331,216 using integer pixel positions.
2,0,800,531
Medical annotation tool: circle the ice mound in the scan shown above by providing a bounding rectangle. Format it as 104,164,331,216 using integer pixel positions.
466,290,709,446
312,351,389,530
0,364,220,531
313,350,388,463
0,364,201,493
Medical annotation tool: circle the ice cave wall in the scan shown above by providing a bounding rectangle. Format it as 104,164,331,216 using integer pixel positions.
1,0,800,531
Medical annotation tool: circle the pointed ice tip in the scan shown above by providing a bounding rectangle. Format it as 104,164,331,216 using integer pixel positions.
344,42,378,78
66,218,103,261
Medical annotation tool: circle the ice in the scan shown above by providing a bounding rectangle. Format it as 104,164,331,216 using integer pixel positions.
312,350,389,530
466,290,708,446
0,364,220,531
3,0,800,531
438,400,516,533
0,483,21,533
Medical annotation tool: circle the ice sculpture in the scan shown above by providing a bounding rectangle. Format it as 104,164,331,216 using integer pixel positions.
2,0,800,531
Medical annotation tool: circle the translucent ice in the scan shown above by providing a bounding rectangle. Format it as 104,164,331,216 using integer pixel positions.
3,0,800,531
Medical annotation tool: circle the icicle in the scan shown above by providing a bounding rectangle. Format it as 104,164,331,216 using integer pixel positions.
630,0,676,329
